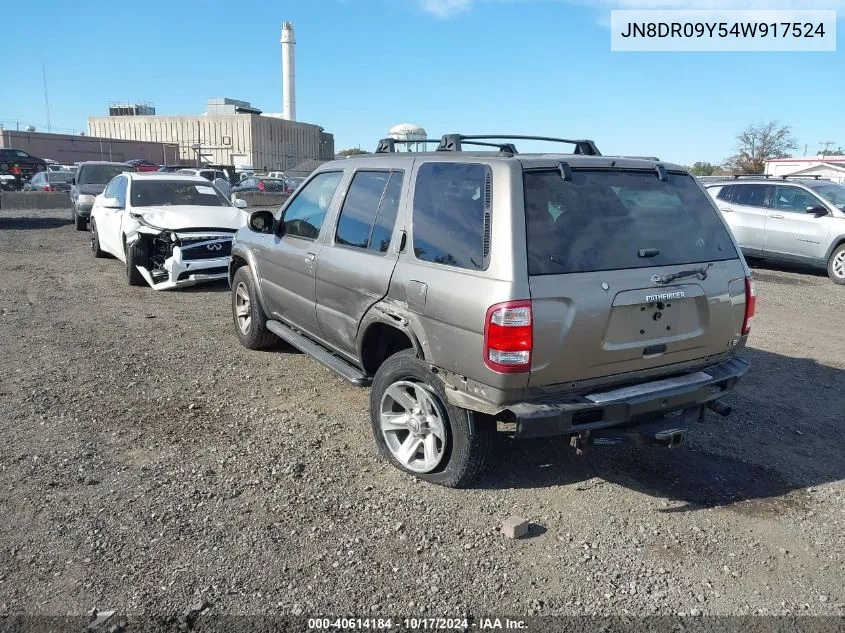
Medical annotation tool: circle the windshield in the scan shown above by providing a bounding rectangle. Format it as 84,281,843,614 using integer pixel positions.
812,183,845,210
524,169,738,275
130,179,231,207
80,165,130,185
47,172,73,183
261,178,288,192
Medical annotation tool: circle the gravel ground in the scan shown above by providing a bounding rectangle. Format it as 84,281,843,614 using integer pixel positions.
0,208,843,620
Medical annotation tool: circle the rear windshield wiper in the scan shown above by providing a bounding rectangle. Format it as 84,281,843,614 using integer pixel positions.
659,263,712,285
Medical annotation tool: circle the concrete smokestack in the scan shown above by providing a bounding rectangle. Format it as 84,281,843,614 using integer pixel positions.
281,21,296,122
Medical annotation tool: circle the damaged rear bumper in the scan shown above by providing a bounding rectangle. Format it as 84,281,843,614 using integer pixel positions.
510,357,749,440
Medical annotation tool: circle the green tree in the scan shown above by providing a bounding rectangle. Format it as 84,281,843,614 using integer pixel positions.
726,121,797,174
817,147,844,156
337,147,371,156
689,162,717,177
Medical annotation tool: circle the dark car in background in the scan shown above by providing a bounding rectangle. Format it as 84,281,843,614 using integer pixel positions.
0,148,48,190
70,161,137,231
232,176,289,193
23,171,74,192
126,159,160,172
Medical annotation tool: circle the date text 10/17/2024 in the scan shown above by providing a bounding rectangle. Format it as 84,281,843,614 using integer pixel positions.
307,618,528,630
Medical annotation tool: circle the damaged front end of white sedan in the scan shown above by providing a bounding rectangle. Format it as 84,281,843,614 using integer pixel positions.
90,173,250,290
130,217,237,290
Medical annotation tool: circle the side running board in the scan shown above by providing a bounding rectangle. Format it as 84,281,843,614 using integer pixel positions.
266,320,372,387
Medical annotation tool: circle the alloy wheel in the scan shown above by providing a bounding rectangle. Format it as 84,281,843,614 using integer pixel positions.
379,380,447,473
833,251,845,279
234,282,252,334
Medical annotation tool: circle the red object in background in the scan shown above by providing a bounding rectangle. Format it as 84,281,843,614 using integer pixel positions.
126,159,160,172
257,179,265,192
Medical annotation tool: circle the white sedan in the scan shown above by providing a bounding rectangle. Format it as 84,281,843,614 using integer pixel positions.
90,172,248,290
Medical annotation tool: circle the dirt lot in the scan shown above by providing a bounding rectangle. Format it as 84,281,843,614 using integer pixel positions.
1,207,843,619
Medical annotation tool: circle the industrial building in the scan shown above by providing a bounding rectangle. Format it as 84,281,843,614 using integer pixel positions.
87,22,334,171
0,128,179,165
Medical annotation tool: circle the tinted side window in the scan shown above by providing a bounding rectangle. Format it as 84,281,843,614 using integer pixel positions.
412,163,487,270
336,171,391,249
732,184,770,207
115,177,128,207
370,171,403,253
103,177,119,199
282,172,343,239
773,186,823,213
716,185,734,201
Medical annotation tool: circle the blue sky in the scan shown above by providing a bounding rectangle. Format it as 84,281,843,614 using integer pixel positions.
0,0,842,165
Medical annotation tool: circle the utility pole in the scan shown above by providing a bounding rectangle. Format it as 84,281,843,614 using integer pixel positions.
42,61,52,133
818,140,836,156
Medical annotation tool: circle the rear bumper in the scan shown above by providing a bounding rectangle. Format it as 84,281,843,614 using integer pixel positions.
510,357,749,439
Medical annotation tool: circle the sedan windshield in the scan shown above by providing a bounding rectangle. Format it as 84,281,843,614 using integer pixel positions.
812,183,845,210
130,180,231,207
79,165,131,185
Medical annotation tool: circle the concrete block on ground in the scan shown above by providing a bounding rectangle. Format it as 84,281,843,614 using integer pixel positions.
502,516,529,539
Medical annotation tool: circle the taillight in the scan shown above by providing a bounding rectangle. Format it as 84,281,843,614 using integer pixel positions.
484,300,533,373
742,276,756,335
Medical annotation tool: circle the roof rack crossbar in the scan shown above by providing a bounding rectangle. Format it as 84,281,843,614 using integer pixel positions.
375,138,442,153
436,134,601,156
781,174,823,180
732,174,772,179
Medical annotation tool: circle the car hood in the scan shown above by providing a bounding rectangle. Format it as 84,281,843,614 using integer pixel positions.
131,205,247,231
77,184,107,195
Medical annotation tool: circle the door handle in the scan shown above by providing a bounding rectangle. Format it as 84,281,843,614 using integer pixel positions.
305,252,316,262
769,214,785,219
721,207,734,213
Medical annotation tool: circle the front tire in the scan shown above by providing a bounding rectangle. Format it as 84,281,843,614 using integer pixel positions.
370,350,494,488
73,206,87,231
231,266,278,349
124,239,148,287
90,220,106,258
827,244,845,285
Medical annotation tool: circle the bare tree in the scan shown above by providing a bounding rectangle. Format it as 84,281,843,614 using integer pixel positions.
726,121,797,174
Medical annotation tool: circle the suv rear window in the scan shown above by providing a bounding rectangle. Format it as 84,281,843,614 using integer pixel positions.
524,169,737,275
412,163,488,270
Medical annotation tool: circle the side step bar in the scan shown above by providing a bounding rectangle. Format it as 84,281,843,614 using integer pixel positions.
266,320,372,387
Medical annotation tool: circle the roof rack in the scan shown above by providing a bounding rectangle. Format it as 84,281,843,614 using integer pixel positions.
732,174,772,179
781,174,825,180
436,134,601,156
375,138,441,153
374,134,601,156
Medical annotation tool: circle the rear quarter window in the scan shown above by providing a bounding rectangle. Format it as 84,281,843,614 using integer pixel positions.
412,162,489,270
523,169,738,275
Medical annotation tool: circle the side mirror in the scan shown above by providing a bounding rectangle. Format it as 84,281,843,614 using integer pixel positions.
234,198,248,209
806,205,829,216
102,197,122,209
248,210,276,234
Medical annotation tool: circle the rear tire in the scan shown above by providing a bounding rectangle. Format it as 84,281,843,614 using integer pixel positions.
369,350,495,488
827,244,845,285
231,266,278,349
73,206,87,231
90,220,106,258
124,239,148,287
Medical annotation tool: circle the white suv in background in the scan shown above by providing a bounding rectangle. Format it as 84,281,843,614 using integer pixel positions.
705,176,845,284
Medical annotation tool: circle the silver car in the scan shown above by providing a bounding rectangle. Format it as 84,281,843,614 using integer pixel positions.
705,176,845,284
229,134,754,487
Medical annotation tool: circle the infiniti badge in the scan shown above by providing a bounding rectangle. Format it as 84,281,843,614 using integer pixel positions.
206,243,223,251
